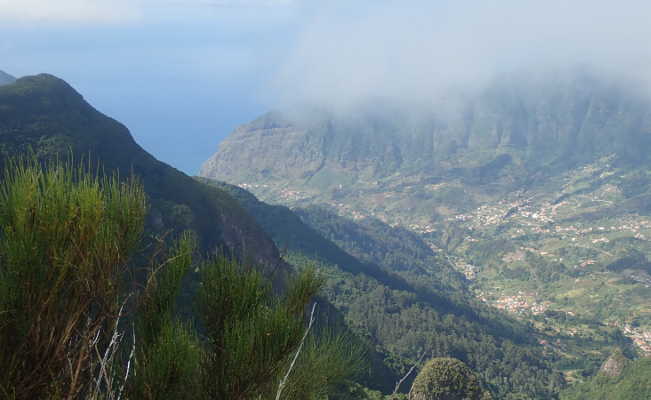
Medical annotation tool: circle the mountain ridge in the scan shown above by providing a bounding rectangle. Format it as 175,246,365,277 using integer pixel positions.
0,73,281,267
0,70,15,86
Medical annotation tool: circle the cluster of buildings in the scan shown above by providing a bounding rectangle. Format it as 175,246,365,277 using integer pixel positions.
490,292,550,315
621,324,651,356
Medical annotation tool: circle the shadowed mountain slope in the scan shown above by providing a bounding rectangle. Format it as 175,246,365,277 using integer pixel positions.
0,73,280,266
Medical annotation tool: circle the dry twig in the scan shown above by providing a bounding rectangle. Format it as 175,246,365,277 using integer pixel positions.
275,302,318,400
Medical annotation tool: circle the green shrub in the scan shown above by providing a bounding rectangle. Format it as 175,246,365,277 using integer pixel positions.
0,158,146,399
409,358,483,400
198,259,363,399
0,158,362,399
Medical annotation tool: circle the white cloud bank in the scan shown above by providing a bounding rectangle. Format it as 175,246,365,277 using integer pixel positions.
191,0,293,6
0,0,293,24
0,0,141,23
269,0,651,110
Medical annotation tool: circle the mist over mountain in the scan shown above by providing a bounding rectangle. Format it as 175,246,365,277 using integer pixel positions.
203,69,651,186
268,0,651,113
10,0,651,398
202,64,651,393
0,0,651,400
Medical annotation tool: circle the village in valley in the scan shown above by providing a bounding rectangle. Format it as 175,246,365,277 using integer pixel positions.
237,155,651,358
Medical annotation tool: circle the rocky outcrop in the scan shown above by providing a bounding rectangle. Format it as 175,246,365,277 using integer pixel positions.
599,348,629,378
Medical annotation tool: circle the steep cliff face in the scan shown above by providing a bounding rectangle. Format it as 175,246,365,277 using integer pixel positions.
0,73,282,267
202,72,651,190
201,112,325,182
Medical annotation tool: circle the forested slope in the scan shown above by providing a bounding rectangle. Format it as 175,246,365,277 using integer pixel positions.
208,179,566,398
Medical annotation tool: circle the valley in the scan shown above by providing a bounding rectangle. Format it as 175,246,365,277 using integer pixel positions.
6,1,651,398
2,72,569,398
215,155,651,382
201,72,651,392
2,69,651,398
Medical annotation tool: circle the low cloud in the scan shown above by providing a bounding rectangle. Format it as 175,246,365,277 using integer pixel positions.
0,0,293,24
269,0,651,111
0,0,141,24
193,0,294,6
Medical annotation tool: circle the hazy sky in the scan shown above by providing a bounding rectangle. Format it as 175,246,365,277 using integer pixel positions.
0,0,302,174
2,1,651,173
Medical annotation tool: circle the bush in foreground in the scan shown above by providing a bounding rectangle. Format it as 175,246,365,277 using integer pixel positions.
409,358,485,400
0,158,361,399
